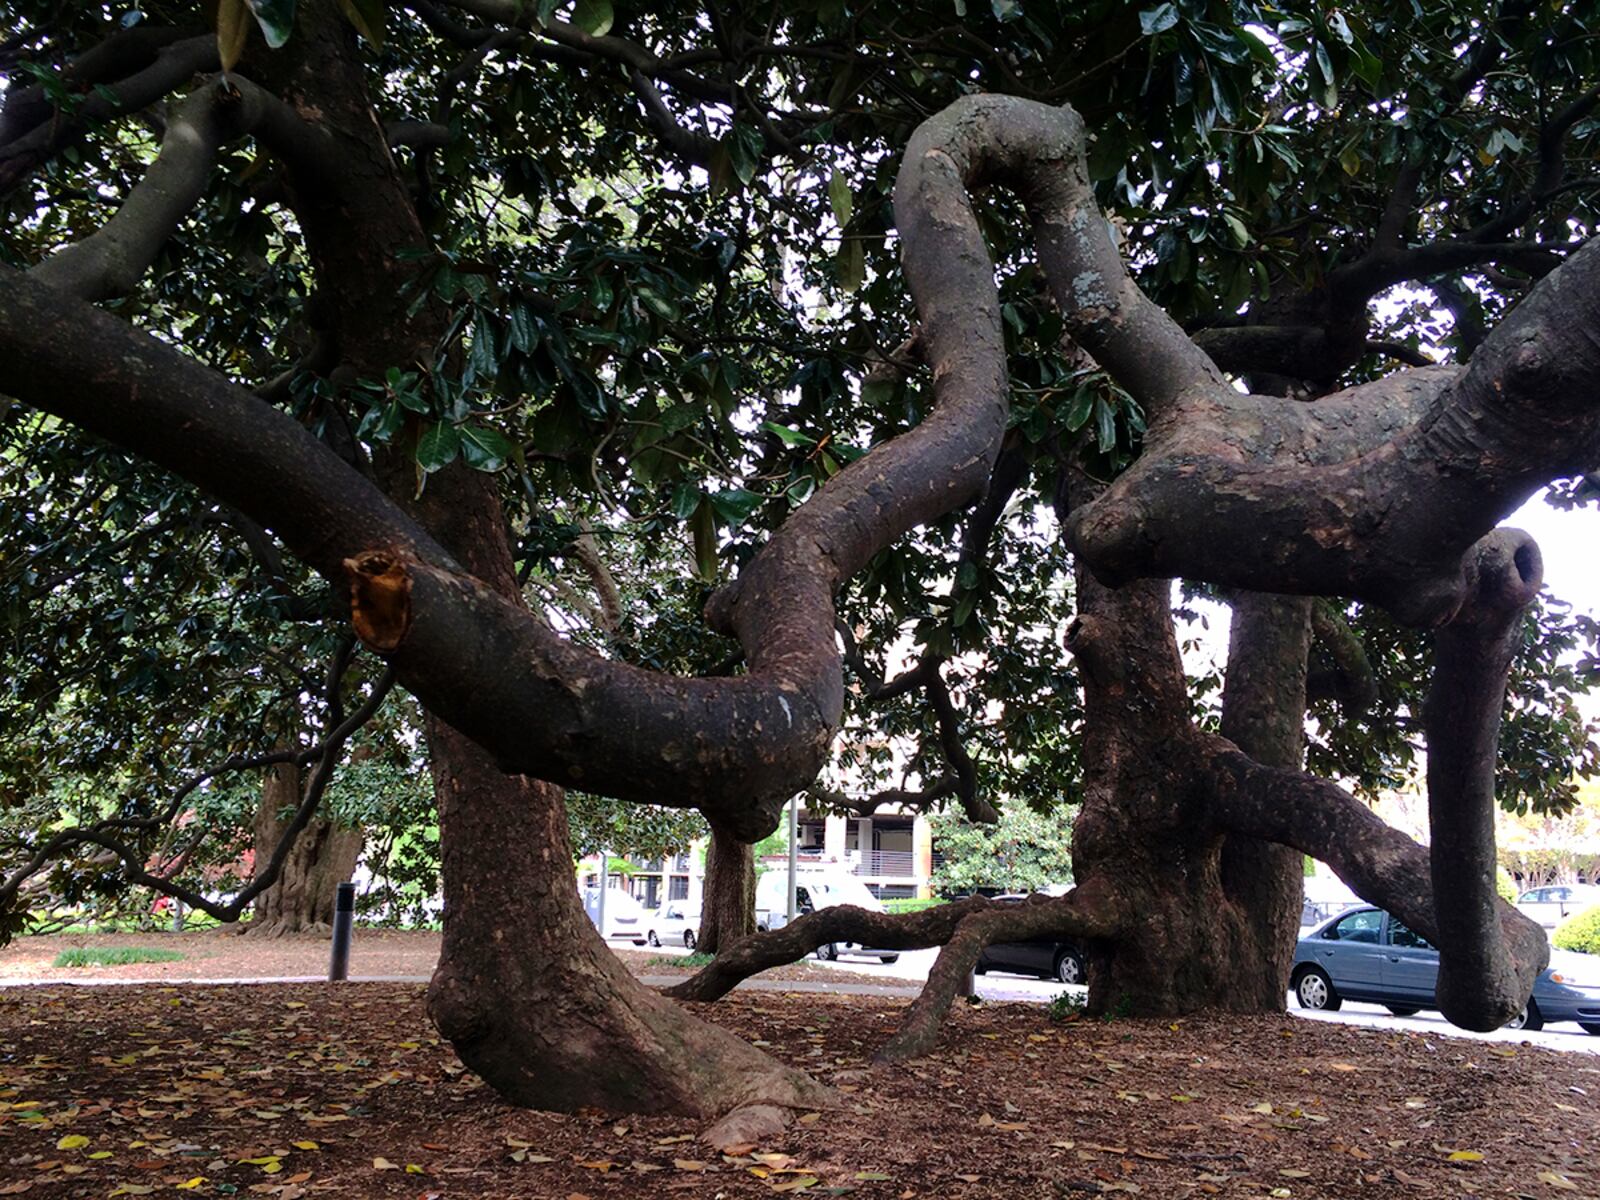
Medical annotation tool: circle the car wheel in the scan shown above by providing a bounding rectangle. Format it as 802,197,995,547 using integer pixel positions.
1506,1000,1543,1032
1293,966,1342,1012
814,942,838,961
1579,1022,1600,1036
683,930,696,950
879,954,899,965
647,931,660,947
1385,1005,1419,1017
1054,950,1086,986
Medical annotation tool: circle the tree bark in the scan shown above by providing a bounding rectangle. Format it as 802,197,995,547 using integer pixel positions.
1215,593,1312,1010
696,823,755,956
424,720,829,1115
246,758,363,937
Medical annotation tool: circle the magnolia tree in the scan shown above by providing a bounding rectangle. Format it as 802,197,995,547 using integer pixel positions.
2,0,1598,1119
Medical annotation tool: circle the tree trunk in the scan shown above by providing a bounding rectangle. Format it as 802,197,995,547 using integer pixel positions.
246,758,363,937
697,823,756,956
263,4,823,1116
1215,593,1312,1009
424,721,828,1115
1055,449,1293,1015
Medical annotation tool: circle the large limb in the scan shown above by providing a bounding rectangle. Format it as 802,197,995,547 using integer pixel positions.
0,33,217,196
1208,713,1548,1026
874,881,1124,1064
29,77,318,301
1423,529,1546,1028
1067,233,1600,625
8,95,1133,835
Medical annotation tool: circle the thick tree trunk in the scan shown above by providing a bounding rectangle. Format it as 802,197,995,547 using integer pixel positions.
246,758,363,937
1215,593,1312,1009
1058,458,1291,1015
424,721,828,1115
697,824,755,956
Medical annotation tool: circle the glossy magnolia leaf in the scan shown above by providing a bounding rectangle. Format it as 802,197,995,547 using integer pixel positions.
415,421,461,472
245,0,296,48
571,0,614,37
216,0,251,70
761,421,815,448
459,425,516,472
828,169,853,227
708,488,761,526
727,124,764,186
690,499,718,584
337,0,385,48
1139,3,1178,35
837,236,865,293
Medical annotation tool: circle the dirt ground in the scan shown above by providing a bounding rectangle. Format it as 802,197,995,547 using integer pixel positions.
0,928,886,987
0,979,1594,1200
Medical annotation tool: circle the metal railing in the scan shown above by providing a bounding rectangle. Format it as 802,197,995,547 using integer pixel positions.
852,849,916,878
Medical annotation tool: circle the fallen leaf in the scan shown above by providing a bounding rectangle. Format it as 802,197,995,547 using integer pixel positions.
674,1159,706,1172
372,1157,400,1171
1538,1171,1579,1191
854,1171,891,1181
577,1161,616,1172
1446,1150,1483,1162
55,1135,89,1150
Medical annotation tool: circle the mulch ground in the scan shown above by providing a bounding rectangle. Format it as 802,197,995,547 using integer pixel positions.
0,930,886,987
0,982,1593,1199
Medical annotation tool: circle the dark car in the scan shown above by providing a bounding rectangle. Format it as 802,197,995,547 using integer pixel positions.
1291,905,1600,1034
974,894,1087,985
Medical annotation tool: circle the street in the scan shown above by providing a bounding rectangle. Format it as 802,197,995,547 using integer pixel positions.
813,945,1600,1055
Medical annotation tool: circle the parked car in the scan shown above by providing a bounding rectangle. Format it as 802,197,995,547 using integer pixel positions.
1515,884,1600,930
1291,905,1600,1034
974,894,1087,985
754,869,900,963
580,885,648,945
644,900,700,949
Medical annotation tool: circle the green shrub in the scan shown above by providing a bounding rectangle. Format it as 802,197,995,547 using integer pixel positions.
1552,905,1600,954
883,897,944,914
52,946,185,967
1496,866,1517,903
1047,990,1086,1022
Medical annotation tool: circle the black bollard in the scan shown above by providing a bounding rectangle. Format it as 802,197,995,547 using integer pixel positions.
328,882,356,982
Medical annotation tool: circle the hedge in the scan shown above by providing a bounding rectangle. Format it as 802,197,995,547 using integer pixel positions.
1551,905,1600,955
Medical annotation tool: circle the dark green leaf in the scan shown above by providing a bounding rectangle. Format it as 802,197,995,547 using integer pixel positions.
244,0,295,48
762,421,815,447
570,0,613,36
459,425,515,472
416,421,461,472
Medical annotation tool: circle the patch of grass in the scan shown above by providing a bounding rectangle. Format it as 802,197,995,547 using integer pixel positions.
52,946,186,968
649,952,715,970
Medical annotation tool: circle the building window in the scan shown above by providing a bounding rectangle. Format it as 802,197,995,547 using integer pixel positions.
669,876,689,901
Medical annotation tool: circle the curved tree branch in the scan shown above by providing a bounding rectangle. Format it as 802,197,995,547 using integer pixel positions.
0,34,217,197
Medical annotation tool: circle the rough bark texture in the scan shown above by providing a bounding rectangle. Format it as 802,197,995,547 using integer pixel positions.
696,825,755,957
246,759,363,938
1215,594,1312,1011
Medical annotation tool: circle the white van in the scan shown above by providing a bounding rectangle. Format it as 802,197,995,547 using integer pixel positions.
755,868,899,964
580,885,648,945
